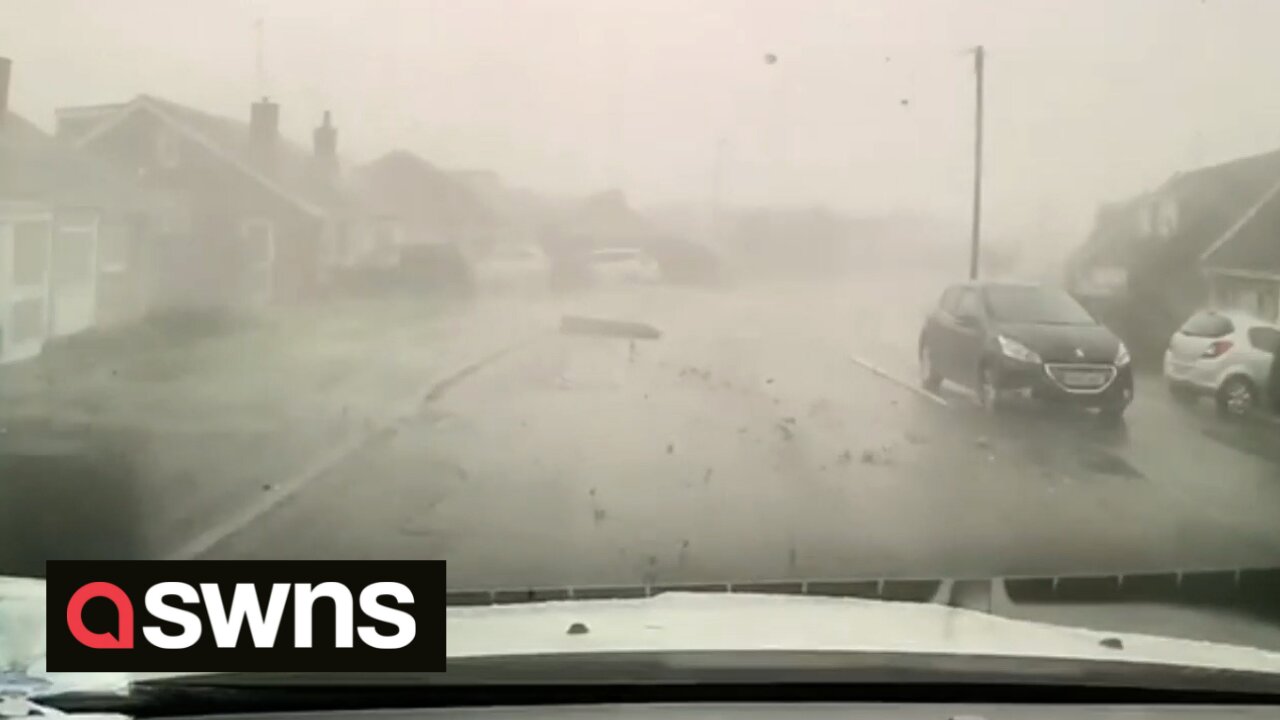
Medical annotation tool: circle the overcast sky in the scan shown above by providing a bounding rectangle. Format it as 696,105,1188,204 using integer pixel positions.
6,0,1280,242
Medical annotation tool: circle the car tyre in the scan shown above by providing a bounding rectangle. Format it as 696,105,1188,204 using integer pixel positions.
919,343,943,393
1216,375,1258,419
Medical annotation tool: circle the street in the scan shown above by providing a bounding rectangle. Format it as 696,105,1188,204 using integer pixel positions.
186,277,1280,594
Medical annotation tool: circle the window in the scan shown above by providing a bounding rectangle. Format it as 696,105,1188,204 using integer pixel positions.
939,287,962,312
955,289,983,319
9,298,45,344
983,285,1095,325
1248,326,1280,354
1180,311,1234,338
12,221,50,286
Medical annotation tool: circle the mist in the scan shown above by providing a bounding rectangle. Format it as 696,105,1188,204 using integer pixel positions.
7,0,1280,251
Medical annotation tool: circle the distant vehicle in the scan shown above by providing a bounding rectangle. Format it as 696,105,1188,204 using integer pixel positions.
587,247,661,284
473,243,550,292
1163,309,1280,418
918,281,1133,417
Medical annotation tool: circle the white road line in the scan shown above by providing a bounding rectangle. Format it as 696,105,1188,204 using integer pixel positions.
849,353,948,407
170,332,547,560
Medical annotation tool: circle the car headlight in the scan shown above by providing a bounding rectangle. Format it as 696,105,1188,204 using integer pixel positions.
1116,342,1131,366
997,335,1042,363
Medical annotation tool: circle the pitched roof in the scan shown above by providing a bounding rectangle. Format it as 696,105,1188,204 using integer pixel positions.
0,110,146,209
69,95,365,218
357,150,492,228
1199,175,1280,274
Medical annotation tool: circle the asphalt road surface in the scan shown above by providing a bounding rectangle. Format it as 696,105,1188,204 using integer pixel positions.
200,279,1280,597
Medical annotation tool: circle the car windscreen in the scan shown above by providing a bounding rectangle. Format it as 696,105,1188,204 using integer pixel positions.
982,286,1096,325
1180,312,1235,338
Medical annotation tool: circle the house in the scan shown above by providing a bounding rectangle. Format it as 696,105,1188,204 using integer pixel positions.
56,94,395,312
357,151,493,253
1067,148,1280,362
0,57,154,364
1199,176,1280,322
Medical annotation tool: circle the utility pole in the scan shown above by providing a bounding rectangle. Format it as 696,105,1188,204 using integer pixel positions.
969,45,985,280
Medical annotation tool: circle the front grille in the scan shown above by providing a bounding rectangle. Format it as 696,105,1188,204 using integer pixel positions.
1044,363,1117,394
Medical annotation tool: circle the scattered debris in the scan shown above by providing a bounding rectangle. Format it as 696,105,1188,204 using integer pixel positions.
667,442,675,454
838,449,853,465
1099,637,1124,650
776,421,795,441
738,426,749,434
904,430,928,445
703,468,713,484
593,507,607,523
567,622,590,636
782,416,796,425
261,483,273,492
974,436,992,450
860,447,893,466
765,377,775,384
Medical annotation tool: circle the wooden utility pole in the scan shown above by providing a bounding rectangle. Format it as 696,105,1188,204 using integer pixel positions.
969,45,985,280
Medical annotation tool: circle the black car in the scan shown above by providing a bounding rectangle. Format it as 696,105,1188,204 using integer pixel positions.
918,281,1133,416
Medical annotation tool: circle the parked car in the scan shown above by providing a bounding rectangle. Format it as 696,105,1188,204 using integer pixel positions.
918,281,1133,417
587,247,661,285
1163,309,1280,418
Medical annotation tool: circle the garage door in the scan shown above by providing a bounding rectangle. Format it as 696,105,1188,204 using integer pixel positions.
1,215,52,364
48,213,99,338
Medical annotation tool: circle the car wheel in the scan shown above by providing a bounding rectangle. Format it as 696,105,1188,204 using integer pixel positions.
919,343,942,393
978,363,1003,412
1216,376,1258,418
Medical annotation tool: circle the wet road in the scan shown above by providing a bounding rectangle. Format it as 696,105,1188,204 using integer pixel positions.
200,279,1280,591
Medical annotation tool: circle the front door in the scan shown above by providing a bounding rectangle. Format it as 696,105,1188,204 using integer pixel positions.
47,210,99,338
0,212,53,364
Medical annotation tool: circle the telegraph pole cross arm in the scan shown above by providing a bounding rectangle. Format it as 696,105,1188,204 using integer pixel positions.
970,45,985,281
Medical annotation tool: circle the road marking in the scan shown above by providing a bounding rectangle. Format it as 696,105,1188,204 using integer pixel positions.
848,353,948,407
171,332,548,560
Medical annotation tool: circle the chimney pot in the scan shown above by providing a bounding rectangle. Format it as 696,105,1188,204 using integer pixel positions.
250,97,279,146
313,110,338,160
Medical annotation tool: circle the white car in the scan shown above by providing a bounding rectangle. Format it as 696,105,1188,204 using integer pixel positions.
1163,309,1280,416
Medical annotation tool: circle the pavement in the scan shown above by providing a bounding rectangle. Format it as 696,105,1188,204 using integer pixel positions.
5,273,1280,647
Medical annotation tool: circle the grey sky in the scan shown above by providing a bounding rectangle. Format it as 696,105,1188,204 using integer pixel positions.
5,0,1280,242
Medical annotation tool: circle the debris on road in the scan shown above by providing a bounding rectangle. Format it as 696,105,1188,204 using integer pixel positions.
837,449,853,465
860,447,894,466
776,421,795,441
667,442,675,454
560,315,662,340
905,430,929,445
974,436,992,450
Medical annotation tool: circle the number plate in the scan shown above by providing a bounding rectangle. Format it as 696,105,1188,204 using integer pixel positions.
1062,370,1107,387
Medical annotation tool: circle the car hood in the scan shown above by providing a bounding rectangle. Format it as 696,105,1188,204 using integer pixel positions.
8,576,1280,691
446,592,1280,673
996,322,1120,363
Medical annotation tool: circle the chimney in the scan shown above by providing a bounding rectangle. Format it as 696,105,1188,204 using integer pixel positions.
249,97,279,146
313,110,337,160
0,57,11,117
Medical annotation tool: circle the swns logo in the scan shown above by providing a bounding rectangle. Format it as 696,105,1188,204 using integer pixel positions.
47,561,445,672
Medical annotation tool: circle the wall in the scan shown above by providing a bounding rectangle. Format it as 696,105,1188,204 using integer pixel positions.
1210,273,1280,322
